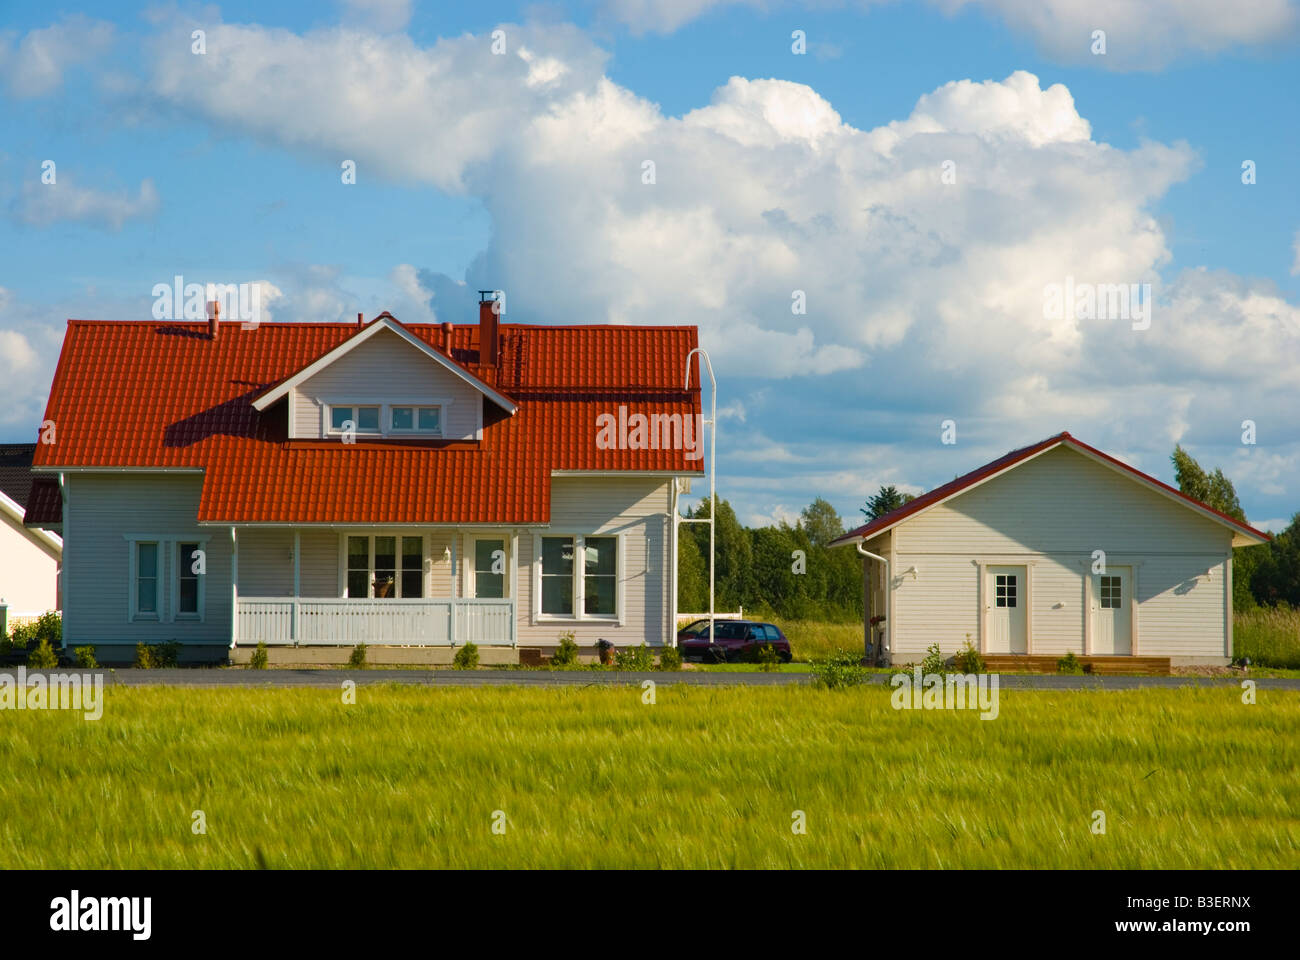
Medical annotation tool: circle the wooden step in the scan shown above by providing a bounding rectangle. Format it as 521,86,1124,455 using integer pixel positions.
977,654,1170,676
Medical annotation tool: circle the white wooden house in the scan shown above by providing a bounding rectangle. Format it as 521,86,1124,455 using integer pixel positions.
831,433,1270,667
27,302,703,663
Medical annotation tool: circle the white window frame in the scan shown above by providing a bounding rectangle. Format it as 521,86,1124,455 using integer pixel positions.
320,397,454,440
128,539,162,622
389,404,443,436
327,404,382,436
339,532,429,598
464,534,511,599
124,534,211,623
532,532,625,625
171,536,212,622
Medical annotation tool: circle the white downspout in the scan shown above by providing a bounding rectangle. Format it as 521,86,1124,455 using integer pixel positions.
669,480,679,647
683,348,717,644
856,542,890,664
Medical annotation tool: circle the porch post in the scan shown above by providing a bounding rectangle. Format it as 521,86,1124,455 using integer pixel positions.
230,526,238,649
511,532,519,647
292,530,301,644
449,532,458,645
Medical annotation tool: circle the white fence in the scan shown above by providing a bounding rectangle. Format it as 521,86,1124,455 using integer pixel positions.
236,597,516,646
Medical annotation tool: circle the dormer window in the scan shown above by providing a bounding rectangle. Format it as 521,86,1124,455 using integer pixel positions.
330,405,380,434
391,405,441,434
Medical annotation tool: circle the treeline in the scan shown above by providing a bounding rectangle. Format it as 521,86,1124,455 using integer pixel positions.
1174,445,1300,610
676,497,863,622
675,444,1300,623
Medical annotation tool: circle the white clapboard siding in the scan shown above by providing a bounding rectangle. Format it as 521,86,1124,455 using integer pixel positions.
881,445,1233,661
516,476,673,646
63,474,231,646
291,327,483,440
900,445,1228,555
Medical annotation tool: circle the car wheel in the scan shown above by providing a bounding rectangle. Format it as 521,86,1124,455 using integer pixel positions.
779,651,792,663
707,647,727,664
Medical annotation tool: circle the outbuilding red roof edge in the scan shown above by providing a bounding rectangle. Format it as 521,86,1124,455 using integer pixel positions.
831,432,1272,547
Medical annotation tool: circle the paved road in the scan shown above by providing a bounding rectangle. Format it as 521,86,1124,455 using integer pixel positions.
5,668,1298,690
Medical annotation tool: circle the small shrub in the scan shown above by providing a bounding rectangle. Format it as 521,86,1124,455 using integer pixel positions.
551,632,580,667
347,643,367,669
27,637,59,669
954,635,985,673
614,643,655,671
751,643,780,671
1057,651,1085,675
134,641,180,669
596,638,615,665
453,642,480,670
657,645,683,671
811,649,867,690
248,642,269,670
921,642,947,676
72,646,99,669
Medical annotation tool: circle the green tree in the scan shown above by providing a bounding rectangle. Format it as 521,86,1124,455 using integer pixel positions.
676,524,708,613
1171,444,1246,521
1251,513,1300,607
861,485,915,520
683,497,754,612
799,497,844,548
1171,444,1259,610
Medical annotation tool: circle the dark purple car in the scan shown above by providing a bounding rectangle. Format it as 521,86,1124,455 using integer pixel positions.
677,619,793,663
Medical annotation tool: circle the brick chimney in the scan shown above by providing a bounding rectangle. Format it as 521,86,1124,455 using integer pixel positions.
207,300,220,340
478,290,500,366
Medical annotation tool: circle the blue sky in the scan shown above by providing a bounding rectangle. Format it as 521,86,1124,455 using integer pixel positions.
1,0,1298,530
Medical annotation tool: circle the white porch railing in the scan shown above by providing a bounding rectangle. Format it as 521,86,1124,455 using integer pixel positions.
236,597,516,647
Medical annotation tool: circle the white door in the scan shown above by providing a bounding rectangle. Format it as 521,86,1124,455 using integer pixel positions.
986,565,1027,654
1091,566,1132,655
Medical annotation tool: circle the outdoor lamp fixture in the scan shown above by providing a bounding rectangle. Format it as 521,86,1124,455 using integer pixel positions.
443,545,452,562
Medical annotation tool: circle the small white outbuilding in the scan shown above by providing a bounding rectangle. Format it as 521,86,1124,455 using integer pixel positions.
831,433,1271,667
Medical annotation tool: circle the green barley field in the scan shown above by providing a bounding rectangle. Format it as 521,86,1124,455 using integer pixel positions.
1,684,1296,869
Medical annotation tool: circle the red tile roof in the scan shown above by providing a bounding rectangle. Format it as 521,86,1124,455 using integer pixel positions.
831,432,1272,547
32,318,704,524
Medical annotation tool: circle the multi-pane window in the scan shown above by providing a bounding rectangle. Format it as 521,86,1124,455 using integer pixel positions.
475,539,506,599
540,537,574,615
374,536,397,597
330,405,380,433
347,535,424,598
583,537,617,617
178,541,200,616
401,537,423,598
1100,575,1121,610
347,536,369,598
539,535,618,619
136,542,159,616
390,405,441,434
995,573,1017,608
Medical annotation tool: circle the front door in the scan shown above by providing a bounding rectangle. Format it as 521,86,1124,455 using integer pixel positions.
986,565,1027,654
1091,567,1132,655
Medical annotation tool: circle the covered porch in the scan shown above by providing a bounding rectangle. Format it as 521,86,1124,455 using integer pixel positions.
231,526,518,647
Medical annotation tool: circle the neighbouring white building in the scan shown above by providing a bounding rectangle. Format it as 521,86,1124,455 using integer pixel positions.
0,444,62,625
832,433,1271,667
